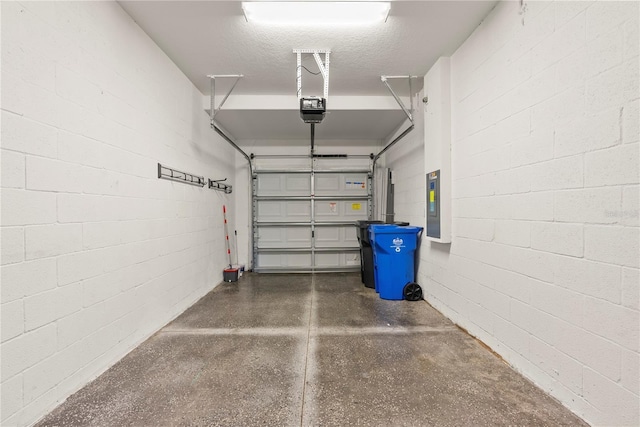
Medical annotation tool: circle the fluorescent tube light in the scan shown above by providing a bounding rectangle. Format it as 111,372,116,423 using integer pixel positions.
242,2,390,26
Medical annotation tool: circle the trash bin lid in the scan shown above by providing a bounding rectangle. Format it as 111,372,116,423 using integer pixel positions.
370,224,423,234
358,220,383,244
356,220,383,228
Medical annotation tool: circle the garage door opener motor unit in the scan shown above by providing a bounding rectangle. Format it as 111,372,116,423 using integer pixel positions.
300,96,326,123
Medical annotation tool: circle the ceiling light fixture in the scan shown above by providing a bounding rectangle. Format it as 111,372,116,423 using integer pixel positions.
241,2,390,26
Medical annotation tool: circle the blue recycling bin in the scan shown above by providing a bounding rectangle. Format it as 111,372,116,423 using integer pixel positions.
370,224,423,300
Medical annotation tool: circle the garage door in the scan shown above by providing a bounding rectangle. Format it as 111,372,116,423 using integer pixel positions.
253,157,372,272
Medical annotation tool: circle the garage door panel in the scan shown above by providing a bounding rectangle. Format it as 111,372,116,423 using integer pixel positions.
315,175,340,192
257,175,282,193
258,227,311,248
254,167,369,272
313,157,370,171
315,226,358,248
257,253,311,268
314,201,339,217
344,226,357,241
257,201,282,217
254,157,310,171
343,175,368,195
315,200,368,221
257,201,311,221
285,175,310,192
315,252,360,268
315,173,368,196
287,202,311,217
257,174,310,196
341,201,368,218
316,227,339,244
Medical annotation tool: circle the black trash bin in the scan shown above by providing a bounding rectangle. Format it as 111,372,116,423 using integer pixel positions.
355,220,383,288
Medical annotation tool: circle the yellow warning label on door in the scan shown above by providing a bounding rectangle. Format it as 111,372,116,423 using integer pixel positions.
352,203,361,211
429,191,435,202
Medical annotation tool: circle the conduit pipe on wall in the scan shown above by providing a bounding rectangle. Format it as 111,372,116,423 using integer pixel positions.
208,75,254,270
208,75,251,175
371,75,417,219
212,124,253,176
211,123,255,270
371,124,414,219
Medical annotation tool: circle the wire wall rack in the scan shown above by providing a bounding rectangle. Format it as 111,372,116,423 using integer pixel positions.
209,178,232,194
157,163,232,193
157,163,205,187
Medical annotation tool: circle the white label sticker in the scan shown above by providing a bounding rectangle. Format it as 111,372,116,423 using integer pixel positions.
346,180,366,190
391,237,405,253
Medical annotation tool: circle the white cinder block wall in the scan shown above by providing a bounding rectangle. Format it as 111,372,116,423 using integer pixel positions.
1,2,235,426
388,1,639,425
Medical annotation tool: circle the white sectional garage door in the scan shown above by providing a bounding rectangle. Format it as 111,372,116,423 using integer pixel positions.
253,157,371,272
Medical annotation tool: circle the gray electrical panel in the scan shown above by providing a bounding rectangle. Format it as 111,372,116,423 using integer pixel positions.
426,170,440,238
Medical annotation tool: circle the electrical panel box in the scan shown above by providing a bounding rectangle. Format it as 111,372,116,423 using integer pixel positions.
426,170,440,239
300,97,326,123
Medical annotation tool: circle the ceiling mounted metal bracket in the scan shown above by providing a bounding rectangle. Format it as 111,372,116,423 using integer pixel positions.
293,49,331,100
207,74,244,120
380,75,418,123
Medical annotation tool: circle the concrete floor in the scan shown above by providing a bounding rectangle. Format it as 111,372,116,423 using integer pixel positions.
37,273,588,426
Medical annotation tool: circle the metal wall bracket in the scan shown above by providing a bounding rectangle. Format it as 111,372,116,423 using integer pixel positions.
293,49,331,100
370,75,420,218
157,163,206,187
380,75,418,123
209,178,232,194
206,73,252,175
207,74,244,121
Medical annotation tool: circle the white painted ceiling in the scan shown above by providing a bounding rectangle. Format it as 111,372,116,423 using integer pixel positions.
119,0,497,142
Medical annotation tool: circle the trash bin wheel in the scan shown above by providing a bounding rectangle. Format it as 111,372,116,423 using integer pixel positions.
403,282,422,301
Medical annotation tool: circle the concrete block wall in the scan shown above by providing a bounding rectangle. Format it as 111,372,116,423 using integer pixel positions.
389,1,639,425
1,2,235,426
